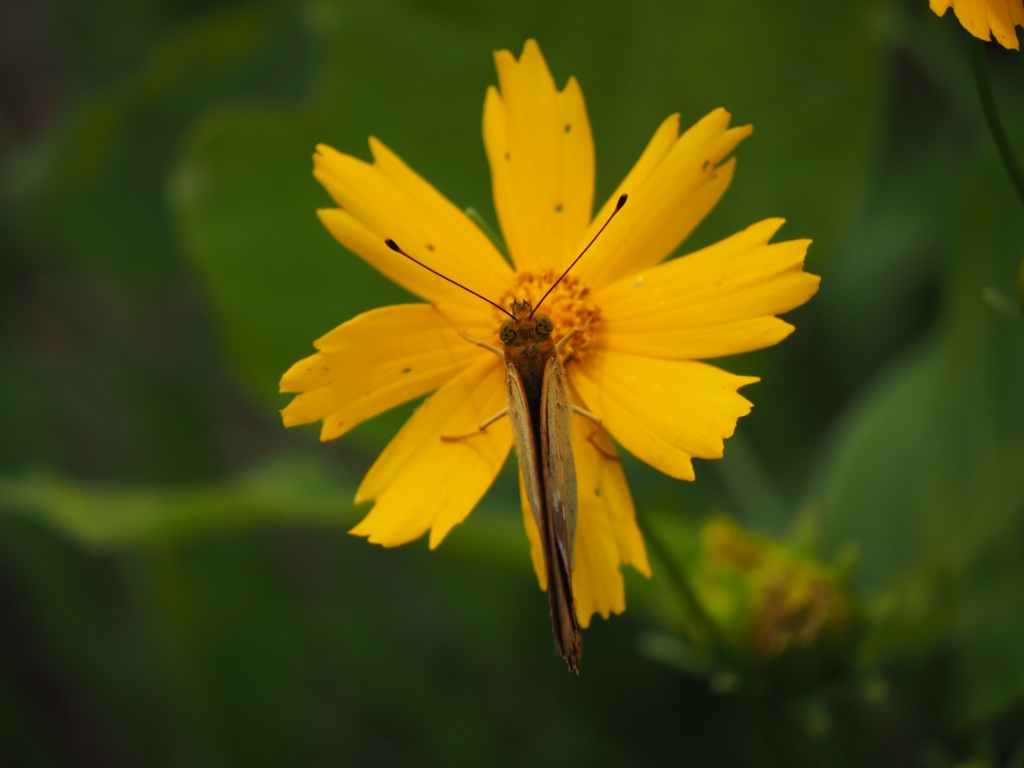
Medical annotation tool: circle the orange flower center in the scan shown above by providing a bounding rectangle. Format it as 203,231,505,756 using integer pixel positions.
498,269,601,364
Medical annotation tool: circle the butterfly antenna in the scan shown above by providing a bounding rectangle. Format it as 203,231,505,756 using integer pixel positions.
385,239,514,319
532,194,627,316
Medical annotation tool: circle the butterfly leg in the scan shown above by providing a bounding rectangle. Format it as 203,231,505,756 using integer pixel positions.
441,407,509,442
586,433,621,462
442,328,506,441
570,404,600,424
567,406,621,461
455,328,504,359
554,327,580,354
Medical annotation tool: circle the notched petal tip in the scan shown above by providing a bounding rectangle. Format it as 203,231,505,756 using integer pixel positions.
313,144,345,171
367,135,392,163
492,46,516,72
347,358,510,551
573,353,761,481
509,38,544,68
347,521,406,549
732,122,754,140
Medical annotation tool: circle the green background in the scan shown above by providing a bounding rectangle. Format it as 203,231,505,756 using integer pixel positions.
2,0,1023,765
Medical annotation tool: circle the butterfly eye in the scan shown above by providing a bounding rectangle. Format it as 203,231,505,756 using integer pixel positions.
536,314,554,337
499,322,517,344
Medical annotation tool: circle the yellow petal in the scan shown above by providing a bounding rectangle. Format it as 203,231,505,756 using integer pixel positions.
280,304,483,441
570,423,650,627
931,0,1023,49
574,423,650,575
518,416,650,627
571,499,624,628
984,0,1023,49
594,219,819,359
576,109,753,290
314,141,512,314
484,39,595,272
571,349,758,481
352,356,511,548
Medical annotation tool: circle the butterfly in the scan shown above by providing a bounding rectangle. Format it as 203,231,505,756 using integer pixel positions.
384,194,627,672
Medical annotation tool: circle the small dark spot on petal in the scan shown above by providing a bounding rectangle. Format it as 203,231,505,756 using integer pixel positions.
594,488,603,498
554,203,563,213
504,151,510,161
702,160,710,171
564,123,572,133
426,243,435,252
401,367,412,374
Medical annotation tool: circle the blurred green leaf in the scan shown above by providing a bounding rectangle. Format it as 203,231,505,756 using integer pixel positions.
0,4,316,481
4,5,299,287
638,630,721,678
0,458,356,548
0,454,538,571
814,158,1024,724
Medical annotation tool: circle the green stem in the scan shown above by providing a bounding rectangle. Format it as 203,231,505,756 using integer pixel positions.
971,40,1024,211
642,516,729,652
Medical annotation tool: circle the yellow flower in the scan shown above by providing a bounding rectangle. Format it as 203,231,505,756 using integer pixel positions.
280,40,819,628
930,0,1024,49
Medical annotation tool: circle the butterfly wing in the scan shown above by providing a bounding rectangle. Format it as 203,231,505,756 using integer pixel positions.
538,356,581,670
506,357,582,672
507,361,543,533
540,356,577,572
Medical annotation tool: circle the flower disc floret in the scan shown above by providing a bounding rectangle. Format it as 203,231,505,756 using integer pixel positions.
501,271,601,362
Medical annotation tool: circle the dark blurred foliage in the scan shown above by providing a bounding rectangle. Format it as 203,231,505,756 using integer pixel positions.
1,0,1023,766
